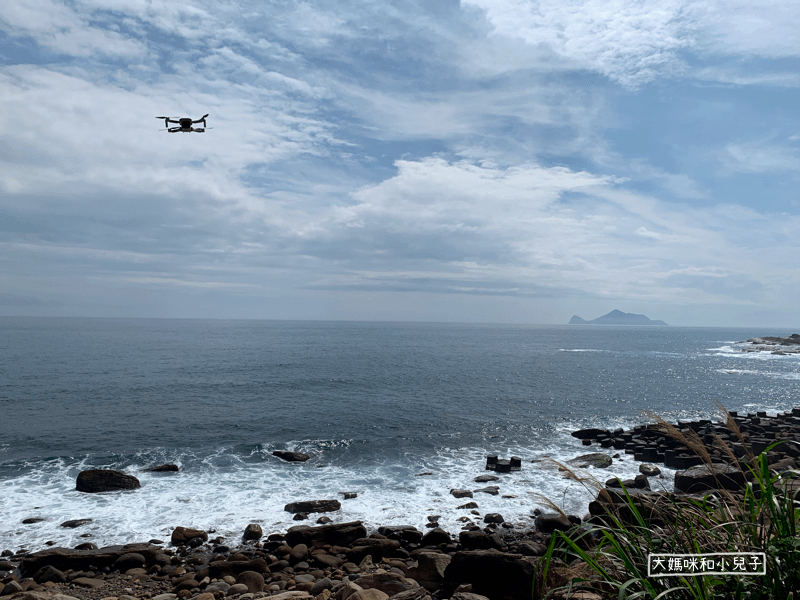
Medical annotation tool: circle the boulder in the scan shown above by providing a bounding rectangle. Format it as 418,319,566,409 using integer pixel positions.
76,469,140,493
207,558,269,579
346,538,401,562
60,519,92,529
566,453,612,469
284,500,341,514
273,451,310,462
444,550,539,600
674,464,746,493
571,428,608,440
235,570,264,593
313,553,344,570
171,527,208,545
143,464,179,472
285,521,367,548
639,463,661,477
420,528,451,547
474,475,499,483
22,518,45,524
349,590,388,600
458,531,503,550
450,489,473,499
406,552,450,591
356,572,418,596
33,565,67,584
112,552,146,572
473,486,499,495
457,502,478,510
534,514,572,534
243,524,262,540
290,543,309,564
483,513,504,524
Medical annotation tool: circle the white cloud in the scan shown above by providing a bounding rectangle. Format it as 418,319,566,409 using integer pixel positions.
722,140,800,174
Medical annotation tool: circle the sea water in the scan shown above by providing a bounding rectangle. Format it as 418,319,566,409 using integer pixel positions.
1,318,798,551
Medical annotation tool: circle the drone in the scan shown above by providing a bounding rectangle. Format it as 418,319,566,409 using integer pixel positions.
156,114,210,133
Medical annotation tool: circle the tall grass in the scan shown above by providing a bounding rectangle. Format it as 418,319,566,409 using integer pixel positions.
535,406,800,599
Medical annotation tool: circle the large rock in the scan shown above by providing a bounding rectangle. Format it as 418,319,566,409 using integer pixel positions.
356,572,418,596
76,469,141,493
171,527,208,545
60,519,92,528
273,451,311,462
20,544,161,577
420,528,451,547
143,464,179,472
566,453,612,469
208,558,270,579
674,464,746,493
459,530,503,550
33,565,67,584
235,571,265,593
285,521,367,548
444,550,539,600
571,428,608,440
534,514,572,534
243,524,263,540
450,489,473,499
406,552,451,591
346,538,401,562
112,552,146,572
284,500,341,514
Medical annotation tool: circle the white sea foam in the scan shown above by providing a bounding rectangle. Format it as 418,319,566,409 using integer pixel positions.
0,434,671,552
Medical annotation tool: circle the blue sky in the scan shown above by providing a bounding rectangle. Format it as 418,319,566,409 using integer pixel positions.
0,0,798,326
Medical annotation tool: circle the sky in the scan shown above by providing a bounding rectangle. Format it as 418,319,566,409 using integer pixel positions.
0,0,798,327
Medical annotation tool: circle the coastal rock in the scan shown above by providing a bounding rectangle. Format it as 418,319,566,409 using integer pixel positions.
483,513,504,524
444,550,538,600
473,486,499,495
60,519,92,529
639,464,661,477
32,565,67,584
208,558,269,578
349,590,388,600
356,572,418,596
406,552,451,590
171,527,208,545
285,521,367,548
458,531,503,550
566,453,612,469
290,543,309,564
272,451,310,462
75,469,141,493
450,489,473,499
534,514,572,534
235,571,265,593
346,538,401,562
570,429,607,440
20,544,161,577
674,464,746,493
22,518,45,524
143,464,179,472
1,593,80,600
284,500,341,514
112,552,146,572
457,502,478,509
420,528,451,547
243,524,262,540
473,475,499,483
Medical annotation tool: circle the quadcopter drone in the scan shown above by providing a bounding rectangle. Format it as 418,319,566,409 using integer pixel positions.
156,114,210,133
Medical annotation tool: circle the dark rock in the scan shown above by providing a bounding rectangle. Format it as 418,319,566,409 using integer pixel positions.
450,489,473,499
483,513,504,524
284,499,341,514
207,558,269,579
473,486,499,495
171,527,208,545
516,542,547,556
20,543,161,577
571,428,608,440
74,543,98,550
235,570,264,593
406,551,451,591
457,502,478,509
316,516,333,525
112,552,145,572
674,464,746,493
310,577,334,595
285,520,367,548
356,571,418,596
567,453,612,468
60,519,92,528
290,543,309,564
639,463,661,477
534,513,572,533
143,464,179,472
33,565,67,584
293,512,309,520
76,469,141,493
22,518,45,524
458,531,503,550
243,524,262,540
346,538,401,562
272,451,310,462
420,528,451,547
313,553,344,569
474,475,499,483
342,492,358,499
444,550,538,600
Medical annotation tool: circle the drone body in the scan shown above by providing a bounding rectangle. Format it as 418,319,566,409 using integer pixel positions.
156,114,209,133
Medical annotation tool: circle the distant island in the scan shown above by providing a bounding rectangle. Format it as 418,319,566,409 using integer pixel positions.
569,309,668,326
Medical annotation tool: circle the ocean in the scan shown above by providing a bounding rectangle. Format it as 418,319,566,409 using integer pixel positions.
1,317,798,552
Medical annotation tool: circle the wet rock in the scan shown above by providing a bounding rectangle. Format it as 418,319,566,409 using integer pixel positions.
33,565,67,584
567,453,612,469
473,475,499,483
285,500,342,514
674,464,746,493
171,527,208,545
113,552,145,572
639,463,661,477
346,539,401,562
420,528,451,547
316,516,333,525
483,513,504,524
285,521,367,548
342,492,358,500
60,519,92,529
458,531,503,551
20,543,161,577
76,469,141,493
243,524,262,540
450,489,473,499
457,502,478,510
473,486,499,495
143,464,179,472
22,518,45,525
207,558,269,578
571,428,608,440
294,512,309,520
272,451,310,462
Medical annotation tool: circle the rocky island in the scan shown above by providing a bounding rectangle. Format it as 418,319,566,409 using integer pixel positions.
568,309,668,326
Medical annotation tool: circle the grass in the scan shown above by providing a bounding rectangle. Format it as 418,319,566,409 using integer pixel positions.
534,404,800,600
